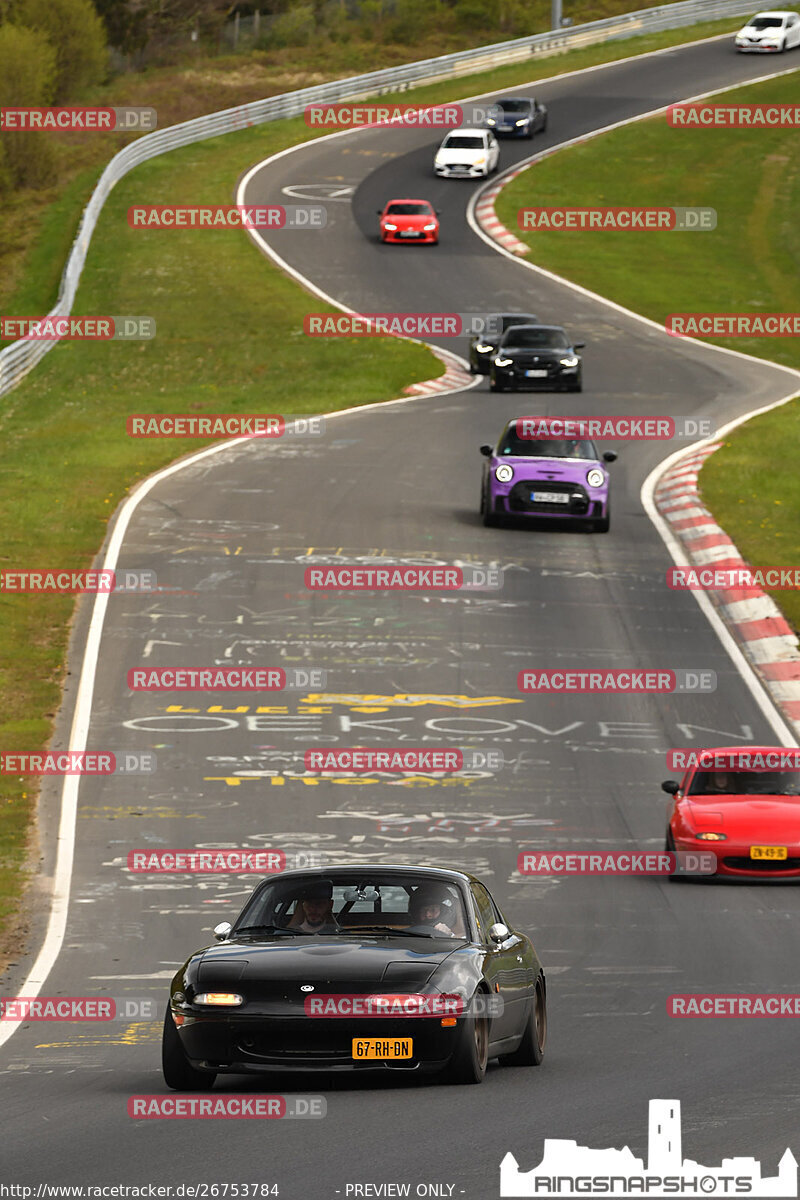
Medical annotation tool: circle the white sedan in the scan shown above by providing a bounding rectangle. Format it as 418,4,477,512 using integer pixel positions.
434,128,500,179
734,9,800,50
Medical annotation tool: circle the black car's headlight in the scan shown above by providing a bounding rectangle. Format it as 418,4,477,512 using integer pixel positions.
494,357,513,367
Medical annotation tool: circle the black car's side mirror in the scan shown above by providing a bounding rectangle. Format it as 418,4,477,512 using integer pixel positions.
435,209,441,215
489,922,510,943
661,780,680,795
603,451,618,463
213,921,232,941
376,210,382,215
480,444,493,457
573,341,585,350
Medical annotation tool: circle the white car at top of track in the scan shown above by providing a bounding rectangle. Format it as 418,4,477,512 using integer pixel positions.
434,128,500,179
734,9,800,50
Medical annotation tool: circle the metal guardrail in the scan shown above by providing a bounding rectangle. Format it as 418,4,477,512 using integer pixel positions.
0,0,753,398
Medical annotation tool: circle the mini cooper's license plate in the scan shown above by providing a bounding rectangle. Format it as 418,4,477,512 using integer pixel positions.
525,369,548,377
750,845,788,860
532,491,569,504
352,1038,412,1059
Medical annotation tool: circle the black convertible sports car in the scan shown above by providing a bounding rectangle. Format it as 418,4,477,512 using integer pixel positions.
489,324,584,392
162,865,546,1088
468,312,541,375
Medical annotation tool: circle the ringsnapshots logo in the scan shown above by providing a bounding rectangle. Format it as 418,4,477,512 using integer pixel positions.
0,751,157,776
0,569,157,593
518,669,716,694
125,414,325,438
304,564,502,592
128,205,326,230
0,106,156,131
127,1095,326,1120
0,316,155,340
127,667,326,691
518,207,716,231
499,1098,797,1197
517,416,715,440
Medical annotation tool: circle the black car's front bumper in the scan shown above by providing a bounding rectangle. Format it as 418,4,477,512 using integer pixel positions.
177,1014,458,1074
492,362,580,390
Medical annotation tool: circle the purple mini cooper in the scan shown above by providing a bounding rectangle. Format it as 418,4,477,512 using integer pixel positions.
480,420,616,532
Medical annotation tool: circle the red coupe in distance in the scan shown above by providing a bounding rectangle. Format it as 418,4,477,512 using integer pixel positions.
662,745,800,878
378,199,440,244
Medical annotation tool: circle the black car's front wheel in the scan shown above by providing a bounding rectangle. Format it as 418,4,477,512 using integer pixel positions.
446,1005,489,1084
162,1008,217,1091
501,976,546,1067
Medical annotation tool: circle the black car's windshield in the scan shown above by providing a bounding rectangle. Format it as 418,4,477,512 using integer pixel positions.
498,434,597,459
441,134,484,149
233,875,470,939
689,770,800,796
749,15,784,26
494,99,533,113
386,203,431,215
500,327,569,349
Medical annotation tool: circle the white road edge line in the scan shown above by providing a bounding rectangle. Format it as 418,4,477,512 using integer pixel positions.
1,32,794,1051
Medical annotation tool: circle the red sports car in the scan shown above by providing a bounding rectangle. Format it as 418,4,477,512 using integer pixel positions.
378,199,439,244
662,745,800,878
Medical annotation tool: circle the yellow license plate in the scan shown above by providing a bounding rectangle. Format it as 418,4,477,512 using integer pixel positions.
750,845,788,860
352,1037,412,1060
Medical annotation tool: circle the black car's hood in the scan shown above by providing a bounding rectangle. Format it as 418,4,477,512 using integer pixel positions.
195,936,461,987
501,345,570,359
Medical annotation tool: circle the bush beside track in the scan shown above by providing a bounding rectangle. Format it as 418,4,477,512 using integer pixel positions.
0,18,757,965
495,71,800,631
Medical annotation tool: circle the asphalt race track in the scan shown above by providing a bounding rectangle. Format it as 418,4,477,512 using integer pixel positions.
3,33,800,1199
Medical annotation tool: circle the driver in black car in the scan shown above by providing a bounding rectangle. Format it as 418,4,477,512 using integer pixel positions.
289,881,339,933
408,884,456,936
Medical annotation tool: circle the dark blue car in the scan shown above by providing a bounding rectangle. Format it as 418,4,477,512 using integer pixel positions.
486,96,547,138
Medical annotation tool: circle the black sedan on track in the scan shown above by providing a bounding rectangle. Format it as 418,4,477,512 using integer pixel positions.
469,312,541,374
485,96,548,138
490,324,584,392
162,865,546,1088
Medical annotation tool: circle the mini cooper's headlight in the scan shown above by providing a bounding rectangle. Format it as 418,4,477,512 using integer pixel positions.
383,222,398,230
495,464,514,483
475,343,494,353
560,355,579,367
694,832,727,841
494,357,513,367
194,992,244,1006
423,222,437,231
586,468,605,488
